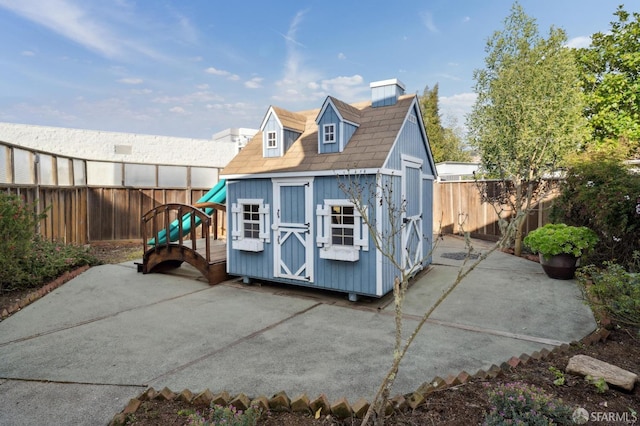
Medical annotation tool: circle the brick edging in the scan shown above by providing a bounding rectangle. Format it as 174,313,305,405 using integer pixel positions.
109,328,611,424
0,265,91,319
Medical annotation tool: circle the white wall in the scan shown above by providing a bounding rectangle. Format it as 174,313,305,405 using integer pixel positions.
0,122,239,168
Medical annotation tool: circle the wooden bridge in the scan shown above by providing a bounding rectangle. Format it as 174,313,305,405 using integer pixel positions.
138,202,228,284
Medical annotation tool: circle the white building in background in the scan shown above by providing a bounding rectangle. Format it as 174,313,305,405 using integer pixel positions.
436,161,480,181
0,122,254,168
212,127,258,153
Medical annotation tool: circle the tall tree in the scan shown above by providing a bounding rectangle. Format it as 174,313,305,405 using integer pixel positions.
575,6,640,150
420,84,470,163
467,2,587,256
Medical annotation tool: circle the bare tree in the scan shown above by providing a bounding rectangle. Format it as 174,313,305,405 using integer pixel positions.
338,173,510,425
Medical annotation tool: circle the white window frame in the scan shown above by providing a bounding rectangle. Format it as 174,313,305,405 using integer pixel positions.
323,123,336,144
316,199,368,262
266,131,277,149
231,198,270,252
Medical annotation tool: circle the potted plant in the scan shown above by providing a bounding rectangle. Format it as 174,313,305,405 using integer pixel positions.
523,223,599,279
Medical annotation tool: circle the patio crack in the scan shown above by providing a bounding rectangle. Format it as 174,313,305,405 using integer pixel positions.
147,302,322,383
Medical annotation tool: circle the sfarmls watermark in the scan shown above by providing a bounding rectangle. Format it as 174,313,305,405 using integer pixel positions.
572,407,638,424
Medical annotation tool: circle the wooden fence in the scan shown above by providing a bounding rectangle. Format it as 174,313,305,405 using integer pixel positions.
0,141,224,244
2,141,557,245
433,179,557,240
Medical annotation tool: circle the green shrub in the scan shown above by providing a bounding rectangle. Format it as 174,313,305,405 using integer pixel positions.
577,261,640,326
551,155,640,268
523,223,598,258
0,193,44,290
186,404,261,426
0,192,99,292
483,382,573,425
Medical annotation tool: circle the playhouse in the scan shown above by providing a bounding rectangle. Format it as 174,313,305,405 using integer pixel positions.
220,79,436,300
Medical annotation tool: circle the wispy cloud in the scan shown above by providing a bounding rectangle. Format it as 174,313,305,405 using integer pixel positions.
21,50,36,56
274,10,324,102
0,0,162,60
565,36,591,49
205,66,240,81
420,11,439,33
117,77,143,85
245,77,263,89
462,16,471,23
337,52,346,60
153,91,224,105
439,92,477,131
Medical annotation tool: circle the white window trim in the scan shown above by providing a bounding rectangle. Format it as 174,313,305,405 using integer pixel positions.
316,199,368,262
231,198,270,252
266,131,277,149
323,123,336,144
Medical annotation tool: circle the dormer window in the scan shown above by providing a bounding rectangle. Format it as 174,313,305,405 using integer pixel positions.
266,131,277,148
323,124,336,144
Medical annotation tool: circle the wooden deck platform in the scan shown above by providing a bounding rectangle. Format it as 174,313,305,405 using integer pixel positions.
137,202,228,285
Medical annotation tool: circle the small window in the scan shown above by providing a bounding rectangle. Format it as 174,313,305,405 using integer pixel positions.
232,199,270,252
331,205,355,246
243,204,261,239
323,124,335,143
267,131,277,148
316,200,368,262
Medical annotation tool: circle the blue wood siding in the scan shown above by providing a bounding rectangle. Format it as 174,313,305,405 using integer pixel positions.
378,174,403,295
317,107,340,154
279,185,305,224
343,122,357,148
422,177,434,265
372,84,402,107
384,104,435,176
283,129,300,154
263,114,281,158
312,175,378,296
227,179,274,277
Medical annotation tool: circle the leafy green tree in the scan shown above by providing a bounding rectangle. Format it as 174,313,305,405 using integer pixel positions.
468,2,587,256
420,84,471,163
575,6,640,150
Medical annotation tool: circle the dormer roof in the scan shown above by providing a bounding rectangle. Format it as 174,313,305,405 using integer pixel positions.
317,96,361,126
222,94,419,177
260,106,306,133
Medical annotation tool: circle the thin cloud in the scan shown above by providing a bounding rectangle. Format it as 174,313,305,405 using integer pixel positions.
420,11,438,33
118,77,143,85
169,106,188,114
565,36,591,49
337,52,346,60
274,10,325,102
439,92,477,132
205,66,240,81
245,77,263,89
21,50,36,56
0,0,120,57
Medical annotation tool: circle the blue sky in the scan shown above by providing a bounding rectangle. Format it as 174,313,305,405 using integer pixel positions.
0,0,627,139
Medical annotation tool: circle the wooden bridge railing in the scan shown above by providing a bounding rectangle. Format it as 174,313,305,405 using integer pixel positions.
138,202,227,284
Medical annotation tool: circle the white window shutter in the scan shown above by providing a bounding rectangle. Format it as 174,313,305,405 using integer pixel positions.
231,203,241,240
259,204,270,243
354,206,369,251
316,204,330,246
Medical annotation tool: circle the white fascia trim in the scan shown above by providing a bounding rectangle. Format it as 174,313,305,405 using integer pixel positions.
401,154,423,166
422,174,435,180
411,96,438,178
259,107,281,131
370,78,406,91
222,168,400,180
375,173,384,296
315,98,340,124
